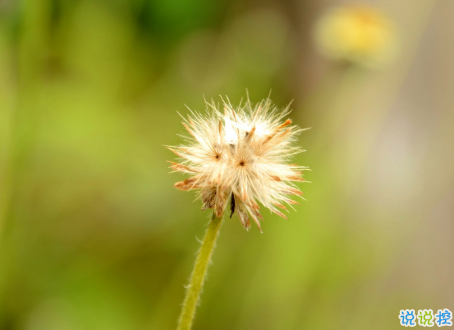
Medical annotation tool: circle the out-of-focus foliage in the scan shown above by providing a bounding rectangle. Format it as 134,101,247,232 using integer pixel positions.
0,0,453,329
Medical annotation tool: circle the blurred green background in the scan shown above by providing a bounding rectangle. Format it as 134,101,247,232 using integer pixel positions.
0,0,453,329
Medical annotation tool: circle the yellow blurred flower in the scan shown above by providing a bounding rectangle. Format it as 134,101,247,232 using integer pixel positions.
314,6,398,68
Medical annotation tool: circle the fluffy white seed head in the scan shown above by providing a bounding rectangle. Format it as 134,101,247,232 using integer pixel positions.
168,96,309,232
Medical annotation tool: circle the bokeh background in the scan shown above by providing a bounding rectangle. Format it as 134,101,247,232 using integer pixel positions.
0,0,453,329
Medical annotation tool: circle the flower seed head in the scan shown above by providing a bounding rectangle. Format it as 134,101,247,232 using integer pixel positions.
168,96,309,232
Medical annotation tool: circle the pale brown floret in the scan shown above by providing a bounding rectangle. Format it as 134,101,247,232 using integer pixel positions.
285,187,303,196
182,122,196,137
277,118,292,130
168,161,199,174
174,177,202,191
285,199,300,205
273,202,287,210
288,176,305,182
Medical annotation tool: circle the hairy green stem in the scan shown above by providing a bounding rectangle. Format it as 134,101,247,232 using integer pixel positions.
177,212,224,330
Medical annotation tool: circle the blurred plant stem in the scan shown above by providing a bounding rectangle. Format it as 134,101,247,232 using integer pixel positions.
177,212,224,330
0,0,50,237
0,0,50,308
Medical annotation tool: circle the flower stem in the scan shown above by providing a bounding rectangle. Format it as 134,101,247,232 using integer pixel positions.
177,212,224,330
